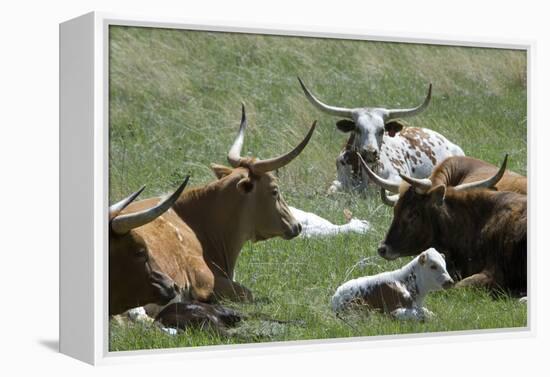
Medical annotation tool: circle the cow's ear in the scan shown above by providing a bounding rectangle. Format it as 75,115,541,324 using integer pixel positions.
236,177,255,194
429,184,446,206
336,119,356,133
419,252,427,265
210,163,233,179
384,120,406,137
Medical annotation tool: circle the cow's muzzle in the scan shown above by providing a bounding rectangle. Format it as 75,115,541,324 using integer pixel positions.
284,222,302,239
360,148,379,163
151,271,177,303
377,244,398,260
442,278,455,290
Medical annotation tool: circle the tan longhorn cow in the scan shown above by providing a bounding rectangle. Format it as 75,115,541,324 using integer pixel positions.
109,178,188,315
119,105,316,304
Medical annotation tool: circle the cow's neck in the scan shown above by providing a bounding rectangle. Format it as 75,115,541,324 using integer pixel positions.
173,184,251,280
430,190,499,274
395,260,425,306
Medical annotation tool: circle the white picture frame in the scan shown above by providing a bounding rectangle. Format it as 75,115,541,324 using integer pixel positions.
59,11,533,365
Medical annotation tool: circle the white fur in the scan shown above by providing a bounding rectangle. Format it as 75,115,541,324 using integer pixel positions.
331,128,464,193
161,327,178,336
289,206,370,238
126,307,154,323
332,248,453,320
126,306,180,336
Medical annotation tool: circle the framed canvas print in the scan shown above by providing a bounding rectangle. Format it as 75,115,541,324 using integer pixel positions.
60,12,531,365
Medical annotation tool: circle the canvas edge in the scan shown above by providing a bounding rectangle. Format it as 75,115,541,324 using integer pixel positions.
59,11,97,365
58,10,535,366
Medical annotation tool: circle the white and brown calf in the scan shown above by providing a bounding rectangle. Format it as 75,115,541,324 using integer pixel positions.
298,78,464,193
332,248,454,320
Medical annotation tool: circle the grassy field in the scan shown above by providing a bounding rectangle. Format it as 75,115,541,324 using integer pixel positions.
108,26,527,351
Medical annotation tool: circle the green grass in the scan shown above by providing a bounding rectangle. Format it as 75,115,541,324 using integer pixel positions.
108,25,527,351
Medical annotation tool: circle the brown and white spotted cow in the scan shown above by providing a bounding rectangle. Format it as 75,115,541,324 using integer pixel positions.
298,78,464,193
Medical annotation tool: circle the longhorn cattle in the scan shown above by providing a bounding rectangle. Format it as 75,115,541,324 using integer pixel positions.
109,179,188,315
121,105,316,304
298,78,464,193
430,155,527,195
360,155,527,295
332,248,454,320
365,154,527,206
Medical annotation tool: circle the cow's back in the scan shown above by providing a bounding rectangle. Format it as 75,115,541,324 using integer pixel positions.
431,156,527,194
382,127,464,179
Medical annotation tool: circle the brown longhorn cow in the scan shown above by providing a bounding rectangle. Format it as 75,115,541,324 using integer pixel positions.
429,155,526,195
120,105,316,304
359,154,527,295
363,154,527,206
109,178,188,315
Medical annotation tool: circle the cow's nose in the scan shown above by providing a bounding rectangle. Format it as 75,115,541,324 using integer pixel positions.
442,278,455,289
165,283,177,301
293,222,302,236
377,244,388,258
363,148,379,162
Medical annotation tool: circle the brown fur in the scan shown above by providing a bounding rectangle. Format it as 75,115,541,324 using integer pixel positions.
383,185,527,295
109,228,178,315
155,302,242,334
399,128,438,165
120,199,215,302
431,156,527,194
352,282,413,313
119,163,300,303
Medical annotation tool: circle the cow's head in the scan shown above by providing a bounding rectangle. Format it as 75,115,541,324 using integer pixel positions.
210,104,315,241
298,78,431,163
357,153,508,260
108,178,188,315
416,249,455,291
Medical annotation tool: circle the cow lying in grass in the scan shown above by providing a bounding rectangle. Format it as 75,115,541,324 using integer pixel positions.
289,207,370,238
109,180,188,315
377,155,527,206
298,78,464,193
116,104,316,317
332,248,454,320
360,154,527,296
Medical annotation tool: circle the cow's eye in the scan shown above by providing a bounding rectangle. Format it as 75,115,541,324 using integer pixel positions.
135,249,147,258
272,189,279,198
430,265,437,270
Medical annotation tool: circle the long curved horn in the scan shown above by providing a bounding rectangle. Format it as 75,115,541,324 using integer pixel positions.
227,103,248,168
399,173,433,194
111,176,190,235
109,185,146,221
454,154,508,191
357,153,400,193
380,188,398,207
250,121,317,174
298,77,353,118
385,83,432,121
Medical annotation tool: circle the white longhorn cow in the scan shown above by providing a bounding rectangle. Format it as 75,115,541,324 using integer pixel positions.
298,78,464,193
